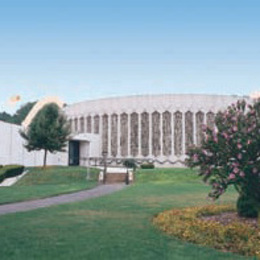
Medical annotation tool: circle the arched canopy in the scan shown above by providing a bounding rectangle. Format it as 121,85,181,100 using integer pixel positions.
22,96,64,129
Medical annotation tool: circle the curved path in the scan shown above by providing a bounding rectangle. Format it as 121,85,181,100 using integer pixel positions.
0,184,126,216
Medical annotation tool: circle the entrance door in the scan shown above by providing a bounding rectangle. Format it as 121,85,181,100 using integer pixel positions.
69,141,80,166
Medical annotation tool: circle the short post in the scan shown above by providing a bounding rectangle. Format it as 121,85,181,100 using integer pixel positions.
86,157,90,180
102,151,108,184
125,168,129,185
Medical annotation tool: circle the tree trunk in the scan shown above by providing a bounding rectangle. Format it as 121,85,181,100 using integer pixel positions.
43,149,48,168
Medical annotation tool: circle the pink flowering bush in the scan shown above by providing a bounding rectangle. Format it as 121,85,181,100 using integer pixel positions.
186,99,260,217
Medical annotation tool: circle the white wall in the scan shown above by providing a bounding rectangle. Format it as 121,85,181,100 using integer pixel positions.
0,120,68,166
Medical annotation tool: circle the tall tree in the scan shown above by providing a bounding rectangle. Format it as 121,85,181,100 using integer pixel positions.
12,101,36,124
20,103,70,167
0,111,13,123
0,101,36,124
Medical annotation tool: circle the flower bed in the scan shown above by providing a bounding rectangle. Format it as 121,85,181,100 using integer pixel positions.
153,205,260,258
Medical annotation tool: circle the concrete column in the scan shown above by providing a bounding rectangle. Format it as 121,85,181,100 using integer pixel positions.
160,112,163,157
107,114,111,157
127,113,131,157
181,111,185,154
149,112,152,157
91,115,94,134
100,114,103,156
117,113,121,157
171,112,175,156
85,116,87,133
138,112,141,157
193,112,196,145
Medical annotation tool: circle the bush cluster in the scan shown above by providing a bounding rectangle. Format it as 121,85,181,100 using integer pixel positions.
123,159,137,170
153,205,260,257
0,165,25,183
140,163,155,169
186,99,260,217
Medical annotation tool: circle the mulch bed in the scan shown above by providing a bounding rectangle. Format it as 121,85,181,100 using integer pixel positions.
202,212,258,229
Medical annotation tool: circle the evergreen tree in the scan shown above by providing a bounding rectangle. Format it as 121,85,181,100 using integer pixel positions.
20,103,70,167
0,101,36,125
12,101,36,124
0,111,13,123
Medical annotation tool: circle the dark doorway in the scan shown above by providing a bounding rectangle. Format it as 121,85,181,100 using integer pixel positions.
69,140,80,166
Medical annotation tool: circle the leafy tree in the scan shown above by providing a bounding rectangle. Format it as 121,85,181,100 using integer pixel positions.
20,103,70,167
0,101,36,125
0,111,13,123
12,101,36,124
186,99,260,218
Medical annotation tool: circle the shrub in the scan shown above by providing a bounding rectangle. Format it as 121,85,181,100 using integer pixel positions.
237,194,258,218
153,205,260,257
186,99,260,217
0,165,24,183
0,169,5,183
123,159,137,170
140,163,155,169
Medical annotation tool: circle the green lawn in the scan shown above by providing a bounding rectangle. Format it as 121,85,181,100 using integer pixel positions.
0,168,254,260
0,166,99,204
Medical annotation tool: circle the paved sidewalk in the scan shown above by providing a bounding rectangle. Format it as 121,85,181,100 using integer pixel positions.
0,184,126,216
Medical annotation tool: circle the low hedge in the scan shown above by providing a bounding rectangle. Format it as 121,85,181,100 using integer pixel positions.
140,163,155,169
153,205,260,258
123,159,137,170
0,165,25,183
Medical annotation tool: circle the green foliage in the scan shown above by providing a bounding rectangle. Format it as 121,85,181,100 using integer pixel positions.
154,205,260,257
237,194,258,218
123,158,137,170
0,170,5,183
186,99,260,217
0,101,36,124
140,163,155,169
20,103,70,166
12,101,36,124
0,111,13,124
0,165,24,183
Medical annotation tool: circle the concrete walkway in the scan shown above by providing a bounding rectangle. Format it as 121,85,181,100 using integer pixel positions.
0,184,126,216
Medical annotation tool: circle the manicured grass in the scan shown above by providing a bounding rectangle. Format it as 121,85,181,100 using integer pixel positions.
0,168,253,260
0,166,99,204
135,167,201,183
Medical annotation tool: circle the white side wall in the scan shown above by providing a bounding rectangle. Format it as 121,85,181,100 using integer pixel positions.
0,120,68,166
71,133,100,158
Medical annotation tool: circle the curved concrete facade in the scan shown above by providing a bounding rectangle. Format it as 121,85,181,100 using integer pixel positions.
65,94,250,166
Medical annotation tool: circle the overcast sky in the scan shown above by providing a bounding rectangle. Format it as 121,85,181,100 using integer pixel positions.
0,0,259,113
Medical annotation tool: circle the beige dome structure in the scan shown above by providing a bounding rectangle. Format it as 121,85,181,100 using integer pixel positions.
22,96,64,129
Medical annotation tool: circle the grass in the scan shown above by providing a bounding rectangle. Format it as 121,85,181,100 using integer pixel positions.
0,167,254,260
0,166,99,204
135,167,201,183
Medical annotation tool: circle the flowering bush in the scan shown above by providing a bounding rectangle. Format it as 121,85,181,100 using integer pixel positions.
153,205,260,257
186,99,260,217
